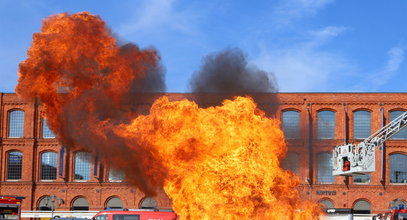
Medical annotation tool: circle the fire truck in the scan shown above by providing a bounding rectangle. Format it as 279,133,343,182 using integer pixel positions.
373,205,407,219
333,111,407,176
92,209,178,220
0,195,25,219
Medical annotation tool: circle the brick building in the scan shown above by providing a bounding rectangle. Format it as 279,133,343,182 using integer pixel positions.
1,92,407,214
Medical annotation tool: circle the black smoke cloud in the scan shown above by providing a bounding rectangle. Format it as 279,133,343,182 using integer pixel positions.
189,47,279,113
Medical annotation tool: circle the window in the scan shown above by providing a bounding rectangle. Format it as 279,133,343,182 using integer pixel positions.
106,197,123,209
38,196,53,210
390,154,407,183
317,111,335,139
317,152,334,183
74,152,91,180
7,151,22,180
319,199,334,209
353,200,371,214
354,110,371,139
41,152,57,180
113,215,140,220
353,174,370,184
42,118,55,138
8,110,24,138
71,197,89,210
390,111,407,139
95,215,108,220
108,169,125,181
281,152,299,174
282,111,300,139
140,197,157,209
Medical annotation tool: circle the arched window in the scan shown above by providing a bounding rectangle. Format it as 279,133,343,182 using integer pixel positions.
74,152,91,181
390,111,407,139
317,111,335,139
354,110,371,139
281,152,299,174
282,110,300,139
108,169,125,182
319,199,334,209
41,152,57,180
390,153,407,183
8,110,24,138
317,152,334,183
353,200,371,214
42,118,55,138
106,197,123,209
38,196,53,211
71,197,89,210
140,197,157,209
7,151,22,180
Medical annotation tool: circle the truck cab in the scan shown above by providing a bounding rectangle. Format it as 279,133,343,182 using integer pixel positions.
0,195,25,220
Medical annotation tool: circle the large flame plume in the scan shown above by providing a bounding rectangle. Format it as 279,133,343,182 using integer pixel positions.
16,12,321,219
115,96,321,219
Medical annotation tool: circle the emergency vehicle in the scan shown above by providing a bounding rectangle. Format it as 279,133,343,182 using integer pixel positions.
92,209,177,220
373,205,407,220
0,195,25,219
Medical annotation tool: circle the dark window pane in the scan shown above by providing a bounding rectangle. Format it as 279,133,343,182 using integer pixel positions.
140,197,157,209
281,152,299,174
318,111,335,139
109,169,125,181
320,200,334,209
113,215,140,220
354,174,370,184
42,118,55,138
106,197,123,209
7,151,22,179
390,154,407,183
353,200,371,214
72,197,89,210
317,152,334,183
390,111,407,139
354,111,371,139
282,111,300,139
41,152,57,180
74,152,91,180
9,110,24,138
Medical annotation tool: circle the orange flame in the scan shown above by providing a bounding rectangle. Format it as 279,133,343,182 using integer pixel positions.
16,12,321,219
115,96,321,219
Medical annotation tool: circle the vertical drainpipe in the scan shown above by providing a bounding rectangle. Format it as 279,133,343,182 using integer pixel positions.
344,103,347,145
380,104,385,185
31,98,39,210
307,103,313,186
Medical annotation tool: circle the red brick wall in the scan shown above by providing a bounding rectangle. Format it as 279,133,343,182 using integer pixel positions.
1,92,407,213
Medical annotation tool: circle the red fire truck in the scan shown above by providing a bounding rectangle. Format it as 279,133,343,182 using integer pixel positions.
92,209,177,220
0,195,25,219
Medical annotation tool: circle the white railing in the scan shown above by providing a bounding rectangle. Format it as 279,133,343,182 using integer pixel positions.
21,210,99,219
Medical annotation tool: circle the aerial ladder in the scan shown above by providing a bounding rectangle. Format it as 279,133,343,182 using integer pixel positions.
333,111,407,176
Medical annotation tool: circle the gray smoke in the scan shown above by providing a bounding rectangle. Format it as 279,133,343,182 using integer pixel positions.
190,47,278,93
189,47,279,113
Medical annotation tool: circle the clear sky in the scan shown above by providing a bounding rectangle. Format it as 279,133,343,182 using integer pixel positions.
1,0,406,93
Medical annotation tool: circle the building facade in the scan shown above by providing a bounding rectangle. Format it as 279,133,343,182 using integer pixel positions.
1,92,407,214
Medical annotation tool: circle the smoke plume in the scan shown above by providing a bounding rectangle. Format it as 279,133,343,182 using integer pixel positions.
16,12,321,219
16,12,166,194
189,48,279,112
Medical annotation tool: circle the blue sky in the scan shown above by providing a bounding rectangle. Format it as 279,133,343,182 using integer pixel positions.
1,0,406,93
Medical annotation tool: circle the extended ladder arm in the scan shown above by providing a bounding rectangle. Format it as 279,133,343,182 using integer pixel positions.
333,111,407,176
